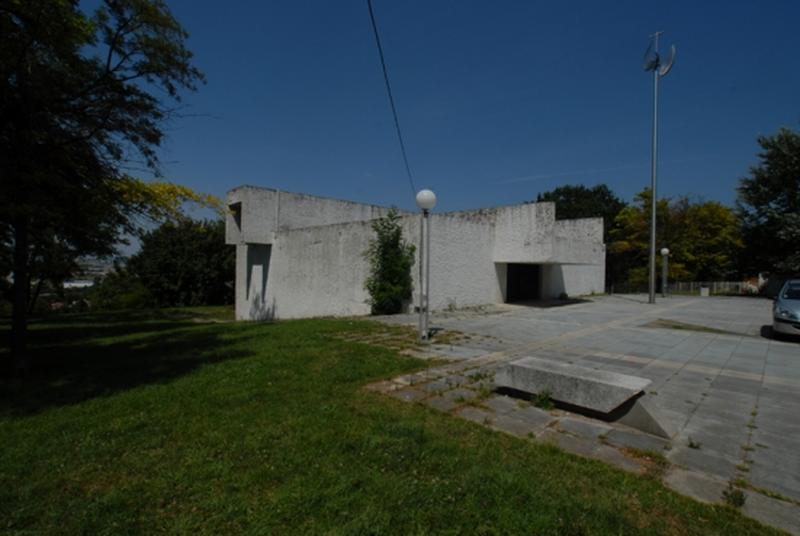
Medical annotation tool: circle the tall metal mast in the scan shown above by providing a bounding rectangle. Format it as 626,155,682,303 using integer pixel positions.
643,32,676,304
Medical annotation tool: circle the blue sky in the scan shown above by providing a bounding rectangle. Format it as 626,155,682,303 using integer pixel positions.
139,0,799,213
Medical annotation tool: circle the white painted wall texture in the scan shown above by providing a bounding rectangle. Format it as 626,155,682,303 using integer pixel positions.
226,186,605,320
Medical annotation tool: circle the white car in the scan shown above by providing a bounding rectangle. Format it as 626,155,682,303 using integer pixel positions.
773,279,800,338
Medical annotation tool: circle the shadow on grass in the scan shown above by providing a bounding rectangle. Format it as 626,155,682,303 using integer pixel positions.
0,316,254,416
9,320,211,349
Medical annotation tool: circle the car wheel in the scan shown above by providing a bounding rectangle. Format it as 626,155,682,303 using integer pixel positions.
770,326,784,341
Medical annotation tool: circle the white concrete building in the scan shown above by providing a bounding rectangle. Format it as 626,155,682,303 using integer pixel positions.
226,185,605,320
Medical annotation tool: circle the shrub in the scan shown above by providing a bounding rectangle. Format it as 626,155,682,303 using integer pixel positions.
364,209,415,315
127,219,234,307
88,268,154,310
722,481,746,508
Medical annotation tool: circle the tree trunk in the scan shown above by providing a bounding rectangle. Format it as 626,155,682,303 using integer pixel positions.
10,217,30,373
28,276,43,314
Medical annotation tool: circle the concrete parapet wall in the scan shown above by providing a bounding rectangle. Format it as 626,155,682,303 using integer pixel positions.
553,217,604,243
226,186,398,246
410,213,502,312
492,203,555,263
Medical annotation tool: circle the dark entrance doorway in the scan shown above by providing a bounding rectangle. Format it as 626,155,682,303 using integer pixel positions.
506,263,541,302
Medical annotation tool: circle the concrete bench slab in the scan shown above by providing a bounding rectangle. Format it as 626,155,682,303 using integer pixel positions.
494,357,676,439
495,357,651,413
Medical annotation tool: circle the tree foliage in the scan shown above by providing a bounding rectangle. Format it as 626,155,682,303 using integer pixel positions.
127,219,234,307
0,0,204,367
609,189,742,287
364,209,415,315
536,184,627,240
88,265,154,310
737,127,800,275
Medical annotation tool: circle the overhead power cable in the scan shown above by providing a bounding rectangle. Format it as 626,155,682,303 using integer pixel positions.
366,0,417,197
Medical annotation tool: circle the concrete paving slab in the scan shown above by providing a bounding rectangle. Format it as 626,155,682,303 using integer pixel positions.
742,491,800,536
710,376,763,395
673,432,746,460
663,467,728,504
508,405,555,429
455,406,493,426
680,415,750,438
537,428,597,458
588,444,644,473
747,466,800,502
759,389,800,410
441,374,471,387
557,416,612,440
427,344,490,360
697,394,758,414
751,418,800,438
483,394,519,415
490,413,537,438
667,446,739,481
750,429,800,454
424,396,458,412
605,428,670,453
442,388,480,403
421,380,451,394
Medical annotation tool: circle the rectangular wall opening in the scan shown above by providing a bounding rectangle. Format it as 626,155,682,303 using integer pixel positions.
506,263,541,302
230,202,242,232
245,244,273,319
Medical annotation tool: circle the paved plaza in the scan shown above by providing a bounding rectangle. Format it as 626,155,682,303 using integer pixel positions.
372,295,800,534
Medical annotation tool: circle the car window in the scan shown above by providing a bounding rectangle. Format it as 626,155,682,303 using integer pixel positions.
783,283,800,299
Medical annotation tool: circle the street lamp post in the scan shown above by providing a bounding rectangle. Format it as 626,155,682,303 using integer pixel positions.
661,247,670,298
416,189,436,341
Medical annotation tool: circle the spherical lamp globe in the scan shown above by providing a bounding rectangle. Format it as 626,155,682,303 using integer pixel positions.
415,189,437,211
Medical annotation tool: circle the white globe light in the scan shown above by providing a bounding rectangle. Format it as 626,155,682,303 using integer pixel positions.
416,189,437,211
661,247,670,256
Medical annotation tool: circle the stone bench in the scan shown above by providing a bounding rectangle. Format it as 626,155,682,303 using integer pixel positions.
495,357,673,438
495,357,651,413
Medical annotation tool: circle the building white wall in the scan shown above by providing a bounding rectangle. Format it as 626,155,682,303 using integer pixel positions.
539,263,605,299
228,186,606,320
414,212,503,311
266,221,375,319
226,186,399,246
492,203,556,263
235,212,504,320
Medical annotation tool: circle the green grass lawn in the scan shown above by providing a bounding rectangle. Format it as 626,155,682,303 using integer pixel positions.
0,308,777,534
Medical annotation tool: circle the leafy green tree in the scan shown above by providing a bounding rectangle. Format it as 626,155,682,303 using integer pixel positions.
88,265,154,310
609,189,742,287
127,220,234,307
535,184,628,287
0,0,204,369
737,127,800,275
24,231,78,312
536,184,627,240
364,209,415,315
609,189,673,288
669,199,743,281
